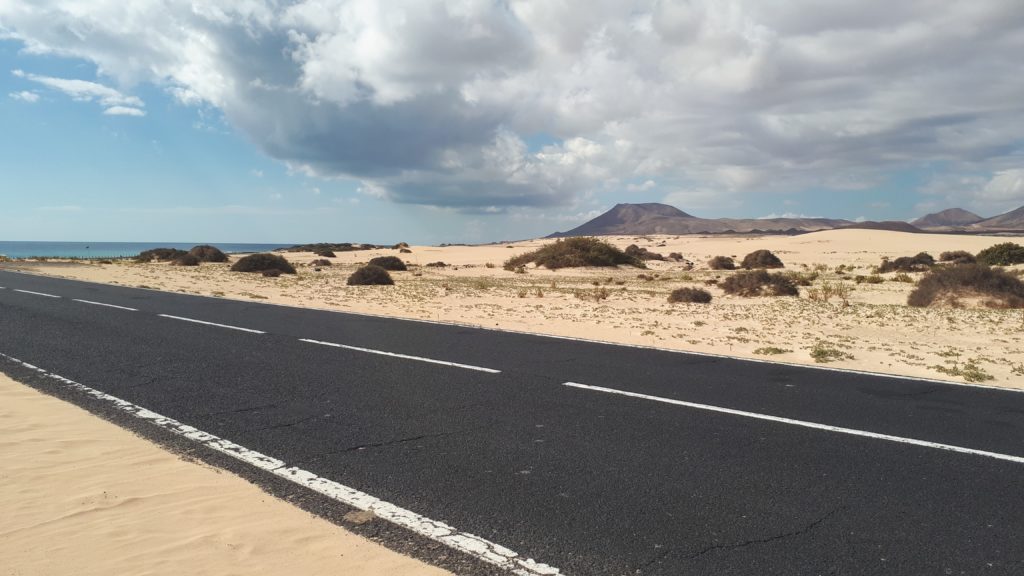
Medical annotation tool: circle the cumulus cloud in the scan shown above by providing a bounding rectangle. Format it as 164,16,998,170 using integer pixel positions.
12,69,145,114
2,0,1023,210
8,90,39,102
103,105,145,116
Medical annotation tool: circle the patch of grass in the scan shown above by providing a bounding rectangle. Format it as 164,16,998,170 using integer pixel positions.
740,249,784,269
574,286,611,301
931,358,994,382
368,255,407,271
347,265,394,286
907,264,1024,308
708,255,736,270
891,273,914,283
504,237,643,270
720,270,799,297
810,341,854,363
754,347,792,355
231,253,296,274
667,287,712,304
976,242,1024,266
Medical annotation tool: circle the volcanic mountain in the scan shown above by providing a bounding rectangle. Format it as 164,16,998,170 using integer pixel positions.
974,205,1024,231
549,203,850,237
912,208,984,229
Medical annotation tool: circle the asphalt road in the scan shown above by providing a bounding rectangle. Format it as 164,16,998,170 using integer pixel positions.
1,268,1023,575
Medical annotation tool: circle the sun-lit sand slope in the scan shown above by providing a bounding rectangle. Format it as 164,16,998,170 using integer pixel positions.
0,373,450,576
11,229,1024,387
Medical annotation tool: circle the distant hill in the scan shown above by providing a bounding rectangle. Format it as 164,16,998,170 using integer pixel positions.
974,205,1024,231
912,208,984,229
840,221,923,233
549,203,850,237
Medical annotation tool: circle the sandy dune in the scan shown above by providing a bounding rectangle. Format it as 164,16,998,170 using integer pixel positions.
0,372,450,576
8,229,1024,387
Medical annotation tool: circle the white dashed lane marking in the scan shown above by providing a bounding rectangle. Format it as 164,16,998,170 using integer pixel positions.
157,314,266,334
13,289,60,298
564,382,1024,465
73,299,138,312
300,338,501,374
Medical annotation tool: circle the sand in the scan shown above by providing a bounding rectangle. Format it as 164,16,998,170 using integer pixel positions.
6,229,1024,387
0,372,450,576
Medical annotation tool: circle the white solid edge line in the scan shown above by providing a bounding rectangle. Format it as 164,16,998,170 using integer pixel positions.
13,288,60,298
563,382,1024,465
3,269,1021,394
300,339,501,374
0,353,559,576
158,314,265,334
73,299,138,312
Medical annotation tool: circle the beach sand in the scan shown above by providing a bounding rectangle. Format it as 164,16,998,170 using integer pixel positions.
7,229,1024,387
0,372,450,576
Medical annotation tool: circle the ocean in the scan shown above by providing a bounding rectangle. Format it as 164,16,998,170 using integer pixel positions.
0,241,289,259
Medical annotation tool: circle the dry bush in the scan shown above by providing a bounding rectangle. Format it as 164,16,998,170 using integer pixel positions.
708,256,736,270
347,265,395,285
785,271,818,286
170,254,200,266
310,258,332,266
574,286,611,301
855,274,884,284
425,261,448,267
907,264,1024,308
316,250,336,258
230,253,297,274
136,248,187,262
740,249,784,269
976,242,1024,266
879,252,934,273
625,244,666,261
188,245,229,263
262,269,282,277
667,287,712,304
368,255,407,271
720,270,798,297
938,250,976,264
505,237,643,270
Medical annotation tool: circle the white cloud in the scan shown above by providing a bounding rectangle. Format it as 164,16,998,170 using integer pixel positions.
2,1,1024,209
103,106,145,116
8,90,39,102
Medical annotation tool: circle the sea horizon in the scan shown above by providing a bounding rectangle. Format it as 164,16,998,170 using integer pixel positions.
0,241,290,259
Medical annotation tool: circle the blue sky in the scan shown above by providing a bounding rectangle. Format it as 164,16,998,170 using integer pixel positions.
2,2,1023,244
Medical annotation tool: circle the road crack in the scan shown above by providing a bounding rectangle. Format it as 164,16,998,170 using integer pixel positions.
681,506,845,562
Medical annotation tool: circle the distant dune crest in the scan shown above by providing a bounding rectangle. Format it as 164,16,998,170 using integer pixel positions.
549,203,1024,237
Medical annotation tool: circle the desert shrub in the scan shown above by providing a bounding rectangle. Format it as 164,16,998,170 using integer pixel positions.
855,274,884,284
892,273,914,283
938,250,976,264
316,250,336,258
785,271,818,286
400,248,413,254
574,286,610,301
754,347,792,355
425,261,448,267
188,245,229,263
976,242,1024,266
393,242,410,249
171,254,200,266
310,258,332,266
624,244,666,261
136,248,187,262
668,252,684,261
367,255,407,271
907,264,1024,308
262,269,282,277
667,287,712,304
720,270,798,297
230,253,297,274
740,249,784,269
810,341,855,363
708,256,736,270
347,265,394,285
504,237,643,270
878,252,934,273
